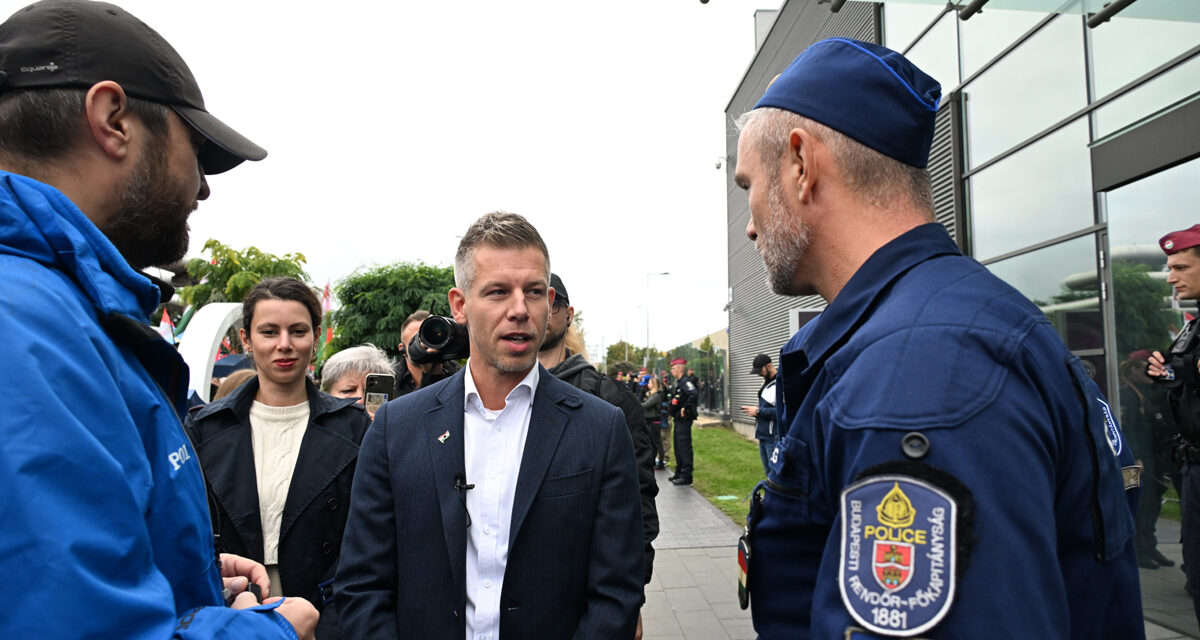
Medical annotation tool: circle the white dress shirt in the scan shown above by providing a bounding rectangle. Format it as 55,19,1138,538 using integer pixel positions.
462,362,538,640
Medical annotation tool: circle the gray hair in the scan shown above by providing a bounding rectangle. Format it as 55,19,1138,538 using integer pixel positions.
320,343,395,392
453,211,550,292
735,107,933,219
0,88,169,175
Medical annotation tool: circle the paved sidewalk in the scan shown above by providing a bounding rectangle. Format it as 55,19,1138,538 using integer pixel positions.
643,469,752,640
643,464,1194,639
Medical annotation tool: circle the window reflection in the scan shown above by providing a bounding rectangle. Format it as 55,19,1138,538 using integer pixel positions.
1090,15,1200,101
963,14,1086,168
882,3,945,53
1093,56,1200,140
959,7,1045,80
903,10,959,94
984,235,1103,359
969,119,1093,261
1106,156,1200,361
1105,158,1199,613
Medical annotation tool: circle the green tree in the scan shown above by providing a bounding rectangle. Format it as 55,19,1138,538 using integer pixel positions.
179,239,309,308
606,340,647,373
329,261,456,359
1112,261,1175,355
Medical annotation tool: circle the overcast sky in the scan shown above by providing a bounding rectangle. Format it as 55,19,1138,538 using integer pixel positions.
58,0,781,359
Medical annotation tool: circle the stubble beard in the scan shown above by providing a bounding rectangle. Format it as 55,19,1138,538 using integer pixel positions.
101,134,195,270
539,320,567,354
760,172,812,296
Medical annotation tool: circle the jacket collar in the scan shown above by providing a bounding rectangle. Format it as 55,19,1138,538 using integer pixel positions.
792,223,960,367
193,375,358,421
0,171,161,319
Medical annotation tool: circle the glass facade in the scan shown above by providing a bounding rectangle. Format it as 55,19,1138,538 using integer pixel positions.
882,2,1200,627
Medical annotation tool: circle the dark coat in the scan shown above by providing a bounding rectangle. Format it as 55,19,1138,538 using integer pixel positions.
335,366,644,639
549,352,660,583
185,377,371,639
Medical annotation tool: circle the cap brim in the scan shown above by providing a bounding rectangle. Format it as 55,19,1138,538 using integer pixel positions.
172,105,267,175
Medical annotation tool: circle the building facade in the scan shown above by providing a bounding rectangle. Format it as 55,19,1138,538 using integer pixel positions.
727,0,1199,418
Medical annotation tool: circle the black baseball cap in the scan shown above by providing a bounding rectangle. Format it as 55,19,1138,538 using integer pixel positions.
549,273,570,306
750,353,771,374
0,0,266,174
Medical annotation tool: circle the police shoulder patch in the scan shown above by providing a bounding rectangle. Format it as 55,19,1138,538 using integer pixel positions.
1096,397,1122,456
839,474,957,637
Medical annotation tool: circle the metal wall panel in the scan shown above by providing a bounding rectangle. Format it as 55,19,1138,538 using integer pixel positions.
724,0,880,426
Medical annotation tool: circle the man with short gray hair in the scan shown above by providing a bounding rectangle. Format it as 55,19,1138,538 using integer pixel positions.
734,38,1140,638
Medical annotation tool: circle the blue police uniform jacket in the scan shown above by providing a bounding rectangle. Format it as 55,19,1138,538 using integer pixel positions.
0,172,296,639
748,223,1142,639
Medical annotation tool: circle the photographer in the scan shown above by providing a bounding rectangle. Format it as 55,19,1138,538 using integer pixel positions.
394,309,461,396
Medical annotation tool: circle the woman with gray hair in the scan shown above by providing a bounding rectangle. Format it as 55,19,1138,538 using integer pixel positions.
320,344,395,418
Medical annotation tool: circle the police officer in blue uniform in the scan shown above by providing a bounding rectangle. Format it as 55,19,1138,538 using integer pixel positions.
668,357,699,486
1147,224,1200,626
732,38,1142,639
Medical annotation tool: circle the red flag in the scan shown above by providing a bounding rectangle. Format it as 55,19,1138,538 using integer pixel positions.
157,309,175,344
323,282,332,312
325,327,334,344
216,336,232,360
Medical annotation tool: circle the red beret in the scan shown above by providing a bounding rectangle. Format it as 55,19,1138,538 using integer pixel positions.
1159,224,1200,255
671,358,687,366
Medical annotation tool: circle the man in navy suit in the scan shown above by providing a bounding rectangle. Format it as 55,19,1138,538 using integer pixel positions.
336,212,644,638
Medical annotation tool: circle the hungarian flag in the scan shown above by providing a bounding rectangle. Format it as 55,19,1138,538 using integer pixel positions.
157,309,175,344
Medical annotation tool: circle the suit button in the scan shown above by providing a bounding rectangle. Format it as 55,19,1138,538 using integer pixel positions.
321,540,334,555
326,497,338,511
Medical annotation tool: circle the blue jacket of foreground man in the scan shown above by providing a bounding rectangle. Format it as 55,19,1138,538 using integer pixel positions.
747,223,1143,639
0,172,297,639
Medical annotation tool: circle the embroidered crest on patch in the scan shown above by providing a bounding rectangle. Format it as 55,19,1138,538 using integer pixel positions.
1097,397,1122,456
840,476,957,637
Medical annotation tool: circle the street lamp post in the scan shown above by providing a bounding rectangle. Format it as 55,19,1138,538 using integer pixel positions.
645,272,670,371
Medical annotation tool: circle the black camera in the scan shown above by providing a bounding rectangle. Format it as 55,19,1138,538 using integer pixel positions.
407,315,470,364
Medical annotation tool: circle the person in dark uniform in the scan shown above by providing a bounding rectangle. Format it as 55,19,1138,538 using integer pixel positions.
1147,224,1200,625
1120,350,1175,570
733,38,1141,639
668,358,698,486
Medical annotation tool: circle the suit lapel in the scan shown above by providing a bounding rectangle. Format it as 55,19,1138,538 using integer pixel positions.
426,375,468,598
509,371,571,542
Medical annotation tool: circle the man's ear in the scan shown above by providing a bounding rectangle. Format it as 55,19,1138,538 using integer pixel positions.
566,305,574,326
83,81,134,162
449,288,467,324
788,128,819,204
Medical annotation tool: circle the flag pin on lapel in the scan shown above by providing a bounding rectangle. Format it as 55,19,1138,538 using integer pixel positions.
438,430,451,444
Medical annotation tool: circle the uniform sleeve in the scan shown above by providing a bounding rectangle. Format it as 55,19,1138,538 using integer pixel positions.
0,280,297,640
810,325,1139,639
